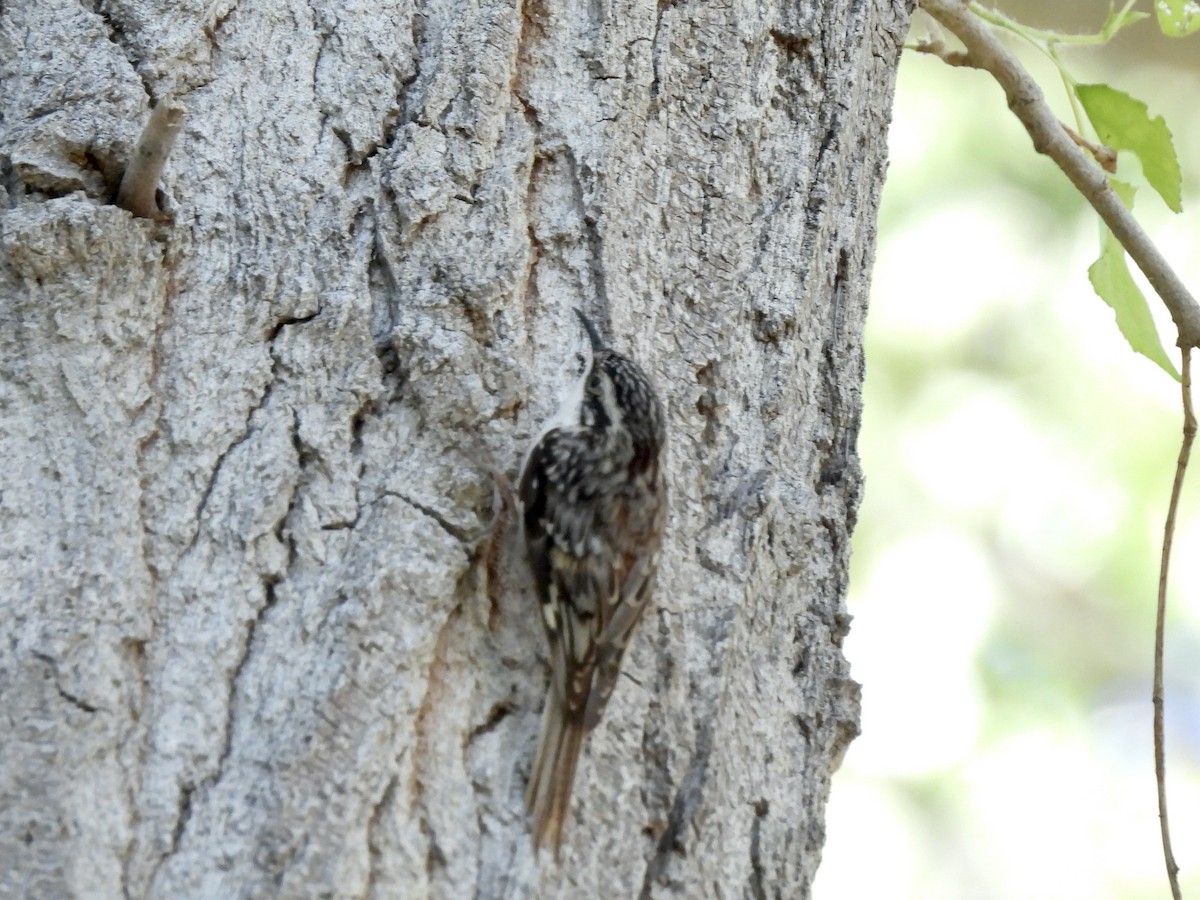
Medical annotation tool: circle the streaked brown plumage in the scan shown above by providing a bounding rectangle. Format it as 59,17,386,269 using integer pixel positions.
520,309,667,856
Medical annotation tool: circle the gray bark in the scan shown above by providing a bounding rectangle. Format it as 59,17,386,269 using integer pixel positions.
0,0,908,897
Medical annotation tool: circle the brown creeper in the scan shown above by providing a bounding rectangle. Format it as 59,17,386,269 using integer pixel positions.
520,308,667,856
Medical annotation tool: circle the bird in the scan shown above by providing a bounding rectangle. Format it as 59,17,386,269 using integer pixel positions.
519,307,668,857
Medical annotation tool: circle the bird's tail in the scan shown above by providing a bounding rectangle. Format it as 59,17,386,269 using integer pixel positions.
526,697,587,858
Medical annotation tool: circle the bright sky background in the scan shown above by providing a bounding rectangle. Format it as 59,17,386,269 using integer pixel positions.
814,10,1200,898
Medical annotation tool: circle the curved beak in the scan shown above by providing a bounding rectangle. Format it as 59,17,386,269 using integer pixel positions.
573,308,606,353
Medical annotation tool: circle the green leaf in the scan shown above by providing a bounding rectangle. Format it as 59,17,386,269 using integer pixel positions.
1075,83,1183,213
1109,177,1136,210
1155,0,1200,36
1087,180,1180,379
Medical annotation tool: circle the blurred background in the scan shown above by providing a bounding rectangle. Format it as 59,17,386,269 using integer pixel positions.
815,3,1200,898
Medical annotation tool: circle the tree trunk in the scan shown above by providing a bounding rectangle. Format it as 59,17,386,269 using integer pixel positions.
0,0,908,897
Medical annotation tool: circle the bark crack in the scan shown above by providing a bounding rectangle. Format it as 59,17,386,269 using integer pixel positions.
402,1,430,126
187,297,314,557
465,700,512,747
34,653,103,714
157,573,283,875
366,775,399,893
649,1,681,100
565,148,609,317
55,684,100,714
167,784,195,856
638,721,714,899
411,609,462,883
88,1,151,96
748,799,770,900
184,379,275,555
382,490,472,543
136,238,173,589
268,310,320,341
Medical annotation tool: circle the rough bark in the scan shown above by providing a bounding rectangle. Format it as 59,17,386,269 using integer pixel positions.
0,0,908,897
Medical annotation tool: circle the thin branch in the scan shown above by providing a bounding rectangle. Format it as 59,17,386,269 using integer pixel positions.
1062,124,1116,174
918,0,1200,350
1155,346,1194,900
910,36,974,68
116,100,186,220
968,1,1128,47
915,5,1197,894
